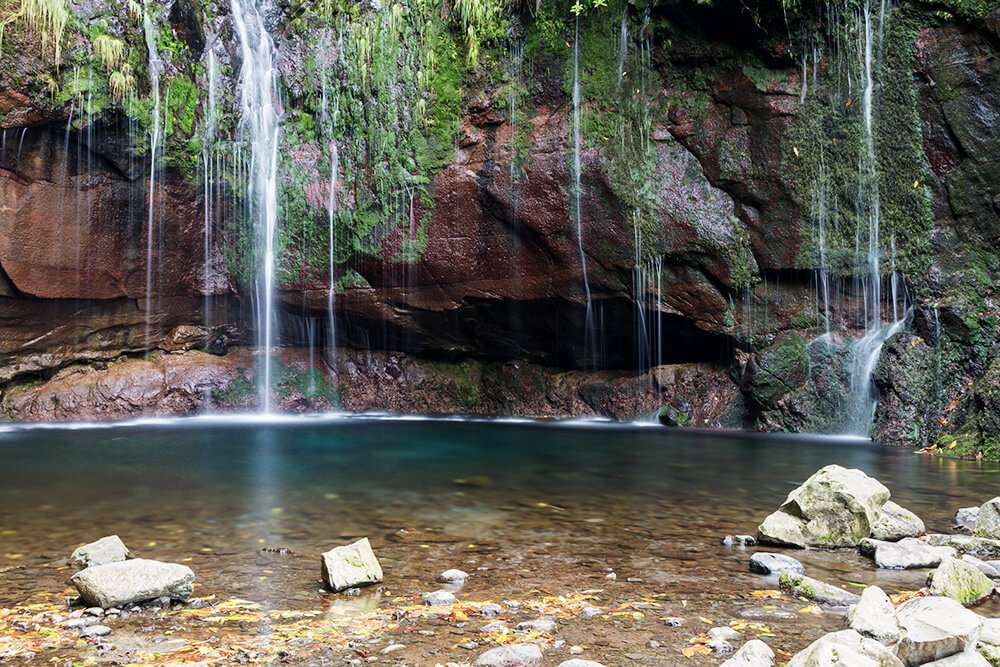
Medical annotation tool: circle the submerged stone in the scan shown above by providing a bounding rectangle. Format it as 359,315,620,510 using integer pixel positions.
749,552,805,575
320,538,383,593
778,572,860,607
71,559,194,609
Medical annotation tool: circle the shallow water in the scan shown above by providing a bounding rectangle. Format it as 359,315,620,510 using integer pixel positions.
1,418,997,664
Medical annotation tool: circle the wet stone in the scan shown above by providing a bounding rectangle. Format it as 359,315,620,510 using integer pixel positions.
516,618,556,633
473,644,543,667
721,639,776,667
439,569,469,583
749,552,805,575
779,573,860,607
422,590,457,606
580,606,603,619
71,536,132,569
723,535,757,546
80,624,112,637
480,603,503,617
320,538,383,593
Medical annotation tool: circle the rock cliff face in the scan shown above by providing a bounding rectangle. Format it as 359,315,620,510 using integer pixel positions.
0,0,996,448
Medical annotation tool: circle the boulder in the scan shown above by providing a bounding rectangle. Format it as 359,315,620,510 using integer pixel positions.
871,502,925,541
320,538,383,593
71,559,194,609
473,644,543,667
787,629,904,667
71,536,131,568
860,538,956,569
927,557,995,606
957,508,980,532
779,573,860,607
920,654,991,666
757,465,891,548
721,639,775,667
895,596,983,666
975,498,1000,539
749,552,805,575
980,618,1000,644
849,586,900,645
925,535,1000,558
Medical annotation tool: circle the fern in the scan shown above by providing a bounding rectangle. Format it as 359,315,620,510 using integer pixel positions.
0,0,70,63
94,33,125,70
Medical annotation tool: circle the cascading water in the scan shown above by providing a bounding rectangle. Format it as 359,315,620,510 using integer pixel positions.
231,0,282,412
571,15,596,369
320,39,342,366
843,0,908,434
142,3,163,348
202,38,218,335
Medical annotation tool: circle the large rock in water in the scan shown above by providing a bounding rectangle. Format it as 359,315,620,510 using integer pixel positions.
320,538,383,592
778,573,860,607
849,586,900,645
974,498,1000,539
871,501,925,541
757,465,891,548
71,536,131,568
720,639,775,666
895,596,983,666
71,559,195,608
860,538,957,570
927,556,995,606
787,629,904,667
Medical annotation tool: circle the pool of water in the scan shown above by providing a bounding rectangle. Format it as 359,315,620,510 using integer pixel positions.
1,417,997,664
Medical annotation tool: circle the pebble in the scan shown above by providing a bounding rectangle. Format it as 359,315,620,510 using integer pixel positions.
580,606,604,619
480,621,509,634
459,641,478,650
80,625,112,637
84,607,104,617
605,572,617,581
722,535,757,546
418,630,436,636
708,638,733,654
480,603,503,617
502,600,521,610
647,640,661,648
708,626,741,641
63,618,97,629
439,569,469,583
381,644,405,654
516,618,556,633
422,590,457,606
570,645,585,655
665,616,684,627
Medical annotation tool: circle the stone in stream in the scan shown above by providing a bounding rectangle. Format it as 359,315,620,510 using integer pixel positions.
439,569,469,583
320,538,383,593
848,586,899,645
422,590,457,606
957,507,980,532
79,624,111,637
925,534,1000,558
975,498,1000,539
927,556,995,606
859,537,956,569
921,654,992,666
708,626,742,641
787,629,903,667
479,621,509,634
71,559,194,609
473,644,543,667
71,536,131,568
961,554,1000,578
720,639,775,667
895,596,983,666
516,618,556,633
757,465,890,548
557,661,607,667
749,552,805,575
871,501,925,541
778,572,860,607
723,535,757,546
980,617,1000,645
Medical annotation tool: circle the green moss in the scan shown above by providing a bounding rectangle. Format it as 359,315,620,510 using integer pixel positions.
212,372,256,405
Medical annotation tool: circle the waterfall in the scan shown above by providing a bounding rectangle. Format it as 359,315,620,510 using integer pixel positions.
321,39,342,366
844,0,908,435
571,16,596,368
142,3,163,349
232,0,282,412
202,40,218,336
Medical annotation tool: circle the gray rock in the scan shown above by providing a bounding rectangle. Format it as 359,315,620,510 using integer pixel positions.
779,572,860,607
709,638,734,654
473,644,543,667
961,555,1000,578
439,569,469,583
80,624,111,637
71,559,194,609
848,586,899,645
975,498,1000,539
516,618,556,633
871,501,925,541
480,621,509,634
422,590,457,606
708,626,742,641
723,535,757,546
980,617,1000,644
721,639,776,667
922,654,991,666
749,552,805,575
957,507,980,532
665,616,683,627
980,644,1000,665
63,617,98,629
788,629,903,667
895,596,984,666
926,534,1000,559
927,556,995,605
557,662,607,667
860,537,956,569
480,603,503,617
320,538,383,593
580,606,603,619
84,607,103,617
71,536,131,569
757,465,890,548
